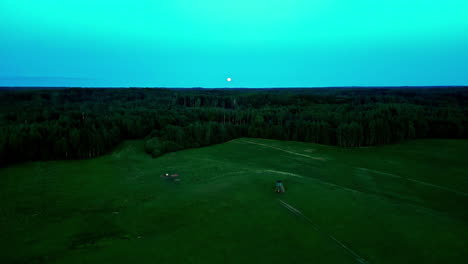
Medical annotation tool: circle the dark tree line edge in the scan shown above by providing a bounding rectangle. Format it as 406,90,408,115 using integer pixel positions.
0,87,467,166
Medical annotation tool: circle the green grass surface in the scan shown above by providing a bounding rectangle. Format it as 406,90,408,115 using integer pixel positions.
1,138,467,263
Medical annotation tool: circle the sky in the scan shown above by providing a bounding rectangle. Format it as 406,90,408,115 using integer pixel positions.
1,0,467,88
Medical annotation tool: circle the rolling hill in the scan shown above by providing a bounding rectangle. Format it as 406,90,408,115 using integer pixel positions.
1,138,467,263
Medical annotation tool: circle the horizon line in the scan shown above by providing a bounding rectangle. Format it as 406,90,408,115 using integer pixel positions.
1,85,468,89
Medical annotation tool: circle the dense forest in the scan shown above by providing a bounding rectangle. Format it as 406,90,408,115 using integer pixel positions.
0,87,467,166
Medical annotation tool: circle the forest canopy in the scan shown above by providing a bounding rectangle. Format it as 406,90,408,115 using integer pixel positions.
0,87,467,166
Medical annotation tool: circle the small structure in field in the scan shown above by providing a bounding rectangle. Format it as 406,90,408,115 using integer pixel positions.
275,180,285,193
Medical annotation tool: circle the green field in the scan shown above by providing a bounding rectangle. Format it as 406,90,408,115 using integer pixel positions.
1,138,467,263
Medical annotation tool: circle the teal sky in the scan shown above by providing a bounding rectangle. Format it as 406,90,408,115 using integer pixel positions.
1,0,467,87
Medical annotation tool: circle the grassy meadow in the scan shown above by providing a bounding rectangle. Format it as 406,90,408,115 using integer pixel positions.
0,138,467,263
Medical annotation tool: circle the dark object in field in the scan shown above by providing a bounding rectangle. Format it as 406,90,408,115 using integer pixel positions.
160,173,179,177
275,180,285,193
160,173,180,181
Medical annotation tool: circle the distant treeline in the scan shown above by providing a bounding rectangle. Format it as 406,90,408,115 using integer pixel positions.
0,87,467,166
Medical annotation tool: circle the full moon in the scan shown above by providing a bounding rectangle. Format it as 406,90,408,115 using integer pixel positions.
226,77,232,82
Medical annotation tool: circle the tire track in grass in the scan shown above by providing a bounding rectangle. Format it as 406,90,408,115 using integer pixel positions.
278,199,370,264
198,170,251,183
267,169,463,220
356,168,468,196
261,170,362,194
260,170,304,178
240,139,466,196
240,140,327,161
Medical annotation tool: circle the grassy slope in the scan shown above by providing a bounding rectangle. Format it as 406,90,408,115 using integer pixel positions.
0,138,467,264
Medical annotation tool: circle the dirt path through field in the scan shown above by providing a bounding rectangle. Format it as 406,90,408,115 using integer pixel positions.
262,169,362,194
278,199,370,264
267,169,450,219
356,168,468,196
240,140,327,161
261,170,303,178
